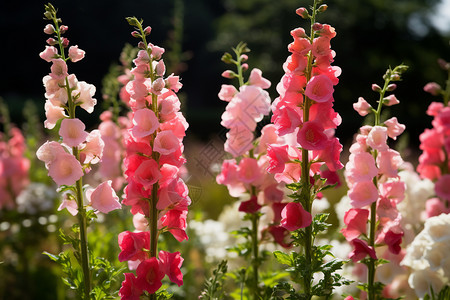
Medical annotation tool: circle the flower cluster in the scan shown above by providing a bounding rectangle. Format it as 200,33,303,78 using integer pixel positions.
418,59,450,217
0,127,30,210
268,8,342,233
118,18,189,298
266,3,351,298
342,65,408,298
37,12,121,215
98,111,130,191
216,43,293,298
402,213,450,298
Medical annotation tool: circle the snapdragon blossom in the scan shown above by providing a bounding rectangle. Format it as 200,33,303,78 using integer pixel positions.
216,43,291,297
36,5,121,298
266,2,347,298
341,65,408,299
0,127,30,210
118,18,189,299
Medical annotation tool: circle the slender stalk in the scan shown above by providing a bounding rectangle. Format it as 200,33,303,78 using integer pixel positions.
367,71,390,300
299,1,318,298
251,211,260,299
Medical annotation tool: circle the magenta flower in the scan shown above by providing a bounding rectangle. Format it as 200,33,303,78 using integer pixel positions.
348,238,377,262
297,120,328,150
118,273,142,300
281,202,312,231
118,231,150,262
135,258,165,294
158,251,184,287
434,174,450,201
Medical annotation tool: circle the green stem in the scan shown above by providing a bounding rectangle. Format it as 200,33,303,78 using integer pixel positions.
300,2,318,298
444,69,450,107
251,212,260,299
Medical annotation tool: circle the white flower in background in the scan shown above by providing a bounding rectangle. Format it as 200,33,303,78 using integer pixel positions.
402,213,450,298
16,183,57,214
397,163,434,244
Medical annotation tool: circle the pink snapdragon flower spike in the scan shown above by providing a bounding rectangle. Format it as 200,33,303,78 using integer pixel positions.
37,5,121,298
342,64,408,299
118,18,190,298
0,126,30,210
216,42,294,298
418,61,450,220
265,3,349,297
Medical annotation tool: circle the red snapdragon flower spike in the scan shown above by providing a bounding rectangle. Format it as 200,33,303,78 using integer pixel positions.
158,250,184,286
119,273,142,300
348,238,377,263
281,202,312,231
238,195,262,214
135,257,165,294
118,231,150,262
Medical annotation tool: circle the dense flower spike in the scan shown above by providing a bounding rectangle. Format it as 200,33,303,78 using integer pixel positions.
216,42,291,298
37,4,121,298
266,1,348,298
342,64,408,299
418,59,450,215
0,126,30,210
118,17,189,298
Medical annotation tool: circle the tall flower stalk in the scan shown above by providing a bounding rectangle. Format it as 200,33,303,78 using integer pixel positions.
217,43,291,298
37,3,122,299
267,1,348,298
117,17,189,299
343,64,408,299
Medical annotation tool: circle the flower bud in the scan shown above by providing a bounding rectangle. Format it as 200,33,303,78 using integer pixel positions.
137,41,146,50
59,25,68,34
312,23,323,31
143,26,152,36
318,4,328,12
152,78,165,94
221,52,233,64
221,70,236,79
155,60,166,76
390,74,401,81
44,11,53,20
242,63,249,71
46,38,57,46
131,31,140,38
424,82,442,96
371,84,381,92
240,54,248,62
386,84,397,92
44,24,55,35
438,58,450,71
296,7,309,19
62,37,69,48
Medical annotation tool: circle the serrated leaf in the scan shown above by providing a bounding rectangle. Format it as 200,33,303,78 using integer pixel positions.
273,251,292,266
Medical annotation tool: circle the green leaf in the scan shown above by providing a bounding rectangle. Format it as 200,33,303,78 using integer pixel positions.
42,251,60,262
273,251,292,267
